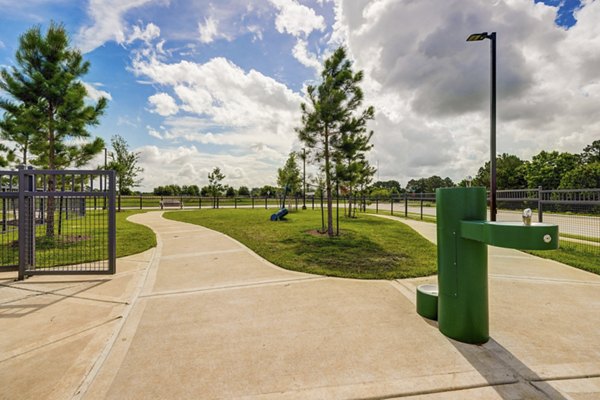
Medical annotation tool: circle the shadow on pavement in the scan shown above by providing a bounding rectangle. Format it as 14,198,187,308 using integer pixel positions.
451,336,568,400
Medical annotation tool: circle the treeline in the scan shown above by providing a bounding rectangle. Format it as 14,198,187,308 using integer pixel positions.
369,140,599,196
464,140,599,190
152,184,285,197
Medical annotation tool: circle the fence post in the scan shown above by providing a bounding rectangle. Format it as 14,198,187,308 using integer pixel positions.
17,166,35,280
139,193,143,209
235,197,237,209
199,196,202,209
391,194,394,216
108,171,117,274
376,197,379,214
2,192,6,233
265,196,268,209
180,196,184,209
404,193,408,218
538,186,543,222
420,195,424,220
252,196,255,209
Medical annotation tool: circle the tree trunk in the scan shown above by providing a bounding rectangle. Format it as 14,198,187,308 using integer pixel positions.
347,188,353,218
45,112,56,238
324,126,333,237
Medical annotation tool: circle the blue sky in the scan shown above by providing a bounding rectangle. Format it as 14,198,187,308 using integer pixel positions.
0,0,598,191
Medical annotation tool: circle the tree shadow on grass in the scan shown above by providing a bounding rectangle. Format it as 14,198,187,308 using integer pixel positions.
281,229,422,279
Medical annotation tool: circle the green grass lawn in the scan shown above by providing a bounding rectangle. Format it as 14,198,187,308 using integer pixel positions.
0,210,156,268
115,210,157,258
362,209,599,275
164,208,437,279
527,241,600,275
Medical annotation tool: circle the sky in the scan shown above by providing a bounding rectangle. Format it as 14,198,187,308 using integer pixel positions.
0,0,598,191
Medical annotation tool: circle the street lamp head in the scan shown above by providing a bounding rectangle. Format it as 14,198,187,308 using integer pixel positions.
466,32,490,41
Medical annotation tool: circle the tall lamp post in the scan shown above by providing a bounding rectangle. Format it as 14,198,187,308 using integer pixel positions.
302,148,307,210
467,31,497,221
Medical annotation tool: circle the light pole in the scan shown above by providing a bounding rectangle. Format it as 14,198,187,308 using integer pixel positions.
467,31,497,221
302,148,307,210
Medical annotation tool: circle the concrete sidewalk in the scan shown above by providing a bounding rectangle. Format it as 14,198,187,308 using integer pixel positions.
1,211,600,399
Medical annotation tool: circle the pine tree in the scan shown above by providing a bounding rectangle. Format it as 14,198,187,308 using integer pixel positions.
297,47,374,236
0,22,107,237
334,124,375,217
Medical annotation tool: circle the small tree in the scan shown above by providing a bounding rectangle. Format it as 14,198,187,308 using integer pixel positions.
277,152,302,201
225,186,236,197
0,22,107,237
297,47,374,236
107,134,143,195
334,127,374,217
207,167,226,207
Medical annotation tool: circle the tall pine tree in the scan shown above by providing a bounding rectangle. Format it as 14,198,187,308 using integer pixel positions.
0,22,107,237
297,47,374,236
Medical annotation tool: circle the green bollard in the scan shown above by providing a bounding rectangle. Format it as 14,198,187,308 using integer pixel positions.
436,187,489,344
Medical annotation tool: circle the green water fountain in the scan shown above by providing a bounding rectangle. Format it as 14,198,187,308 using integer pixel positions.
416,187,558,344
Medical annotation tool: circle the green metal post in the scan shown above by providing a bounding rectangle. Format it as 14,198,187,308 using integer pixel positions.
437,187,489,344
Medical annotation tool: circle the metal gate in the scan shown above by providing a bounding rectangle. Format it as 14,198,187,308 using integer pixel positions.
0,166,116,280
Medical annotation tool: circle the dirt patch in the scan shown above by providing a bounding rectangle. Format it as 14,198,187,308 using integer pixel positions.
304,229,349,237
305,229,327,237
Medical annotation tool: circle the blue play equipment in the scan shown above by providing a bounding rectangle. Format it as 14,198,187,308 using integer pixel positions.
270,207,289,221
270,184,289,221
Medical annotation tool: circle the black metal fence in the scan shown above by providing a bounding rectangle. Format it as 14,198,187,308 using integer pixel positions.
364,188,598,256
116,188,598,255
0,167,116,280
496,188,599,256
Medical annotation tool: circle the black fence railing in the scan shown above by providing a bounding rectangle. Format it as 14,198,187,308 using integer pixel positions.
0,167,116,280
120,188,598,255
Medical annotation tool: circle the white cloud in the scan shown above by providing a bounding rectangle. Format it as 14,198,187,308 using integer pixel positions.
292,39,321,71
148,92,179,116
82,82,112,101
247,25,264,42
331,0,600,185
130,45,304,188
270,0,326,37
117,115,140,128
132,54,302,129
135,144,284,190
198,16,219,43
126,22,161,44
76,0,162,53
0,39,4,49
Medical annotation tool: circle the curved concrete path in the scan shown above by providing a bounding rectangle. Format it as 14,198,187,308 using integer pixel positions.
1,211,600,399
